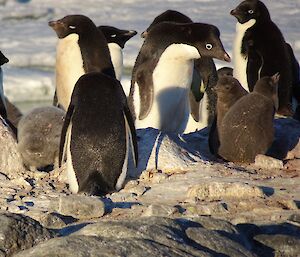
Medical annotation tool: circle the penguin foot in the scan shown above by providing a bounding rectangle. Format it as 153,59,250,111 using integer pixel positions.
276,104,294,117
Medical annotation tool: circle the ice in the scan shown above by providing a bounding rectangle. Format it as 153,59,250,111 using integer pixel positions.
0,0,298,110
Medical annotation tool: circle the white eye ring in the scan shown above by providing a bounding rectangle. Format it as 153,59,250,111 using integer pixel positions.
248,9,254,14
69,25,76,29
206,43,213,50
111,34,117,38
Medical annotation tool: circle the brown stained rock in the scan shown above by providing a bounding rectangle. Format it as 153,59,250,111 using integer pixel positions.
284,159,300,171
187,182,265,201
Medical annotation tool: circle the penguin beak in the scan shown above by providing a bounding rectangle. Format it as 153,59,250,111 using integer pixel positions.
230,9,237,17
48,20,68,39
223,53,231,62
125,30,137,37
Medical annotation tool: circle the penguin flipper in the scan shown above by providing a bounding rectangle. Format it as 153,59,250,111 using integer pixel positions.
59,104,74,167
247,48,262,92
208,117,219,156
189,90,200,122
53,90,59,107
117,80,138,167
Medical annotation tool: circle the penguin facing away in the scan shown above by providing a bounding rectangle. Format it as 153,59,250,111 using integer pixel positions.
49,15,115,111
141,10,219,133
128,22,230,134
231,0,294,116
208,76,248,156
98,26,137,81
218,73,280,163
59,72,138,195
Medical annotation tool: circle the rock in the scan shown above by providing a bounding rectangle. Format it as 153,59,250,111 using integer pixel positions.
129,128,202,178
289,213,300,224
57,195,105,220
0,118,24,178
0,212,54,256
284,159,300,171
186,227,255,257
254,155,284,170
184,202,228,216
19,217,214,257
187,182,265,201
286,138,300,159
254,234,300,256
142,204,179,217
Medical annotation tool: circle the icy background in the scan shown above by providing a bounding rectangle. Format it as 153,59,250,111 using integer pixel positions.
0,0,299,111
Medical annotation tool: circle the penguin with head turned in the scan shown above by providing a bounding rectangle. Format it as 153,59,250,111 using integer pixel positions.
231,0,295,117
218,73,280,163
59,72,138,195
98,26,137,81
141,10,219,133
49,14,115,111
128,21,230,134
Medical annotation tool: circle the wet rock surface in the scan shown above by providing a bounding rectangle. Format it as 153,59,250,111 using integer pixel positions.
0,118,298,256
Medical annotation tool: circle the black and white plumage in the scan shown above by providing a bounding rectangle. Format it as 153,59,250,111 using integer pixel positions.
128,21,230,134
231,0,296,117
59,72,138,196
99,26,137,81
49,15,115,111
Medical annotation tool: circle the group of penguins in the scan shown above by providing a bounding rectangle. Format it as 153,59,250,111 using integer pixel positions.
0,0,299,196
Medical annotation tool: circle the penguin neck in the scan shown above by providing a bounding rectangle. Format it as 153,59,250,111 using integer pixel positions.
233,19,256,92
153,43,200,91
108,43,123,81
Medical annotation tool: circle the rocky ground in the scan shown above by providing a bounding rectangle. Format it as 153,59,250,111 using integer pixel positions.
0,117,299,256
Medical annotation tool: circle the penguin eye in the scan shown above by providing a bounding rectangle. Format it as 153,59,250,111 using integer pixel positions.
248,9,254,14
69,25,76,29
111,34,117,38
206,43,213,50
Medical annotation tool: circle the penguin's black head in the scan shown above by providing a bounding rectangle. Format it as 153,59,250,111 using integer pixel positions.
98,26,137,48
48,15,97,39
230,0,271,24
0,51,9,66
254,73,280,109
141,10,192,38
187,23,231,62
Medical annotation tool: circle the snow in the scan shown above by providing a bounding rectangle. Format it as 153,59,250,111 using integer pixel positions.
0,0,299,111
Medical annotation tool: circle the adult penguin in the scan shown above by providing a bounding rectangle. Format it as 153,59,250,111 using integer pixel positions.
59,72,138,195
141,10,219,133
49,14,115,111
128,22,230,134
231,0,295,116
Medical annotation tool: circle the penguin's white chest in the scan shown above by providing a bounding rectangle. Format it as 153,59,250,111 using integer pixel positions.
56,34,85,110
108,43,123,81
233,19,256,91
135,44,200,134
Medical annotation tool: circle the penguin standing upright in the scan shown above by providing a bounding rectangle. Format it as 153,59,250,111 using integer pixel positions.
231,0,295,116
128,22,230,134
49,15,115,111
60,72,138,195
218,73,280,163
98,26,137,81
141,10,219,133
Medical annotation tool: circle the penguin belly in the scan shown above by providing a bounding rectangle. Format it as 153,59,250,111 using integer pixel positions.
233,19,256,91
56,34,85,111
66,122,79,193
108,43,123,81
135,58,194,134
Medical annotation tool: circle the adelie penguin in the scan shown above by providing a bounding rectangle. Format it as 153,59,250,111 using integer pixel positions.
49,15,115,111
141,10,219,133
231,0,296,116
59,72,138,195
99,26,137,81
128,22,230,134
218,73,280,163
